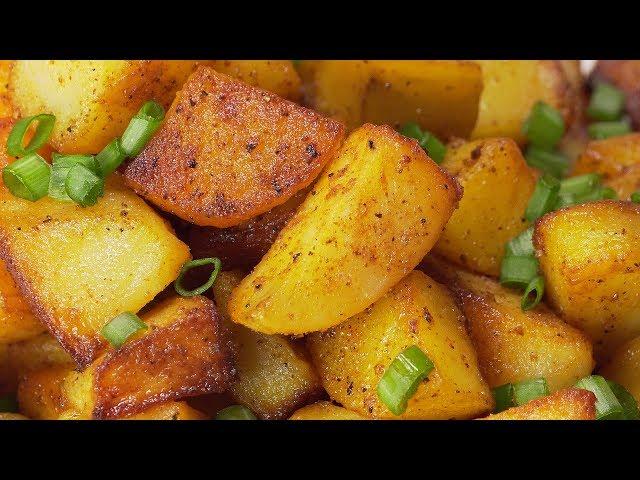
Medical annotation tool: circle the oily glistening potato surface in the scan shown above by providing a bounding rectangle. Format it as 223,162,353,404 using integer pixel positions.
573,133,640,179
480,388,596,420
599,336,640,402
535,201,640,360
307,271,493,419
229,124,461,335
124,66,344,228
422,256,594,391
435,137,537,277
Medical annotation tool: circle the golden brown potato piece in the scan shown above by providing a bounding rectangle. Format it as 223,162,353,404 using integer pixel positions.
0,172,190,367
591,60,640,128
422,256,594,391
121,401,207,420
481,388,596,420
209,60,301,101
0,61,12,118
229,124,460,335
599,336,640,402
213,270,324,419
124,66,344,228
434,138,537,277
186,188,308,270
9,60,218,153
0,413,28,420
535,201,640,359
289,401,365,420
299,60,482,137
307,271,493,419
573,133,640,180
21,296,234,420
470,61,575,143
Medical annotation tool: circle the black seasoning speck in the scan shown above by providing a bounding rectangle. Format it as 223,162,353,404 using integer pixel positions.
306,144,319,159
187,159,197,168
368,140,375,150
246,141,258,153
292,252,301,262
375,213,383,218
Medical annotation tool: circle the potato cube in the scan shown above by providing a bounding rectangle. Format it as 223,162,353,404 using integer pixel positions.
573,133,640,180
289,401,365,420
481,388,596,420
599,336,640,402
229,124,460,335
434,138,537,276
307,271,493,419
209,60,301,100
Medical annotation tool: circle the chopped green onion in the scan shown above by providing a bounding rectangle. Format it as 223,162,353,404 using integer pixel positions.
399,122,446,164
525,146,569,179
49,154,99,201
560,173,601,197
64,163,105,207
575,186,617,203
400,122,424,141
588,119,632,140
521,275,545,310
174,257,222,297
587,83,626,121
524,173,561,222
121,101,165,157
607,380,640,420
505,227,534,257
377,345,434,416
2,153,50,201
513,377,549,406
6,114,56,157
0,395,18,413
631,191,640,203
554,192,576,210
96,138,127,177
522,101,565,150
500,255,539,288
575,375,625,420
492,383,515,413
216,405,257,420
101,312,147,348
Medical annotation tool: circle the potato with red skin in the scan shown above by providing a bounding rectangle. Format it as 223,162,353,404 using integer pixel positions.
124,66,345,228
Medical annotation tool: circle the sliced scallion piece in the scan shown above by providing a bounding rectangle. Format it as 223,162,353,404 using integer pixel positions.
500,255,539,288
522,102,565,150
64,163,105,207
575,375,625,420
121,101,165,157
525,146,569,179
174,257,222,297
2,153,50,201
587,83,626,121
6,114,55,157
48,153,99,201
101,312,147,348
521,275,545,311
513,377,549,406
524,173,561,222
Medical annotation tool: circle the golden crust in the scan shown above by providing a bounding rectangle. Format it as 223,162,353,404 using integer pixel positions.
481,388,596,420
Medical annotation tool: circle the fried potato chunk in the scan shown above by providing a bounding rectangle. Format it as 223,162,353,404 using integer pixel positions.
289,401,365,420
124,66,344,228
209,60,301,100
480,388,596,420
307,271,493,419
0,61,12,118
573,133,640,180
599,336,640,402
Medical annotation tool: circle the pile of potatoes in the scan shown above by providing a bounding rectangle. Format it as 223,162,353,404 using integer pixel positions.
0,59,637,421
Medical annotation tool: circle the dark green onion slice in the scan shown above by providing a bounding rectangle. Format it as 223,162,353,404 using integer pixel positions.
524,173,561,222
554,191,576,210
631,191,640,204
521,275,545,311
420,131,446,164
121,101,165,157
400,122,424,141
575,375,625,420
587,83,626,121
588,119,632,140
101,312,147,348
513,377,549,406
377,345,434,416
500,255,539,288
606,380,640,420
522,101,565,150
559,173,601,197
525,147,569,179
505,227,534,257
216,405,257,420
492,383,515,413
49,154,99,201
174,257,222,297
64,163,105,207
96,138,127,177
2,153,50,201
575,186,618,203
0,395,18,413
6,114,56,157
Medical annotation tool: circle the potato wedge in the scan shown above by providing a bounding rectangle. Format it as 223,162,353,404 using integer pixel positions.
299,60,482,137
209,60,301,100
480,388,596,420
229,124,460,335
20,296,234,419
124,66,344,228
187,187,308,270
434,138,537,276
0,61,12,118
591,60,640,128
289,401,365,420
422,256,594,391
535,201,640,359
470,61,575,143
573,133,640,180
213,270,324,419
0,171,190,367
307,271,493,419
9,60,218,154
599,336,640,402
